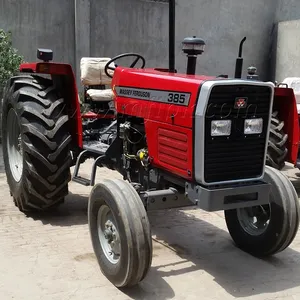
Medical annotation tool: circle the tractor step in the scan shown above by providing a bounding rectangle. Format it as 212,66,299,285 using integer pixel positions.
72,141,108,186
83,140,109,155
72,176,91,186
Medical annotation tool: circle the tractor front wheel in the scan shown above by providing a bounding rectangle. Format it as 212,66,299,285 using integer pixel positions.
88,179,152,288
1,75,72,212
225,166,299,257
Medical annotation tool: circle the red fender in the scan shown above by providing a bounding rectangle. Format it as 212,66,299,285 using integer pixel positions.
20,62,83,148
273,87,299,165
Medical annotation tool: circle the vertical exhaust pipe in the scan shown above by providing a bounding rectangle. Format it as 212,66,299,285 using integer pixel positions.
234,37,246,78
169,0,176,73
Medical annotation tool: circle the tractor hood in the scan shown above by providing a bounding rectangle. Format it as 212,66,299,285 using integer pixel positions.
111,67,218,128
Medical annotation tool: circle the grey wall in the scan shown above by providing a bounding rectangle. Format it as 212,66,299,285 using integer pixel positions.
276,0,300,22
1,0,299,83
176,0,276,80
90,0,276,80
90,0,169,68
0,0,75,66
271,1,300,82
266,0,300,82
274,19,300,82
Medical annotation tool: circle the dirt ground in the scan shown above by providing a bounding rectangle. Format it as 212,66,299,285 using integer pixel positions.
1,145,300,300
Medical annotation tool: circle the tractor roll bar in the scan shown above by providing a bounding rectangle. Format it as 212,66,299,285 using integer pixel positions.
169,0,176,73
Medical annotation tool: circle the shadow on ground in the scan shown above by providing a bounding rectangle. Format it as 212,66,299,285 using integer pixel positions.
148,208,300,299
119,267,176,300
29,192,89,226
34,190,300,299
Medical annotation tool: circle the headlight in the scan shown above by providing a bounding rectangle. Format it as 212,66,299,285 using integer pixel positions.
244,118,263,135
211,120,231,136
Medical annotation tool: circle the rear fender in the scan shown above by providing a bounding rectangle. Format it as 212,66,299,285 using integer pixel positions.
273,87,299,165
19,62,83,148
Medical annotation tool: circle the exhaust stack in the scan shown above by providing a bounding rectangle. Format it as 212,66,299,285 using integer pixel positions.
169,0,176,73
234,37,246,78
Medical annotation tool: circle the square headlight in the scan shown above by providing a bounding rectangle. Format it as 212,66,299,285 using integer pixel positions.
211,120,231,136
244,118,263,135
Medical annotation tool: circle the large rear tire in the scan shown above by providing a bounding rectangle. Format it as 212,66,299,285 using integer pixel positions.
0,96,3,143
266,111,288,170
88,179,152,287
1,75,72,212
225,166,299,257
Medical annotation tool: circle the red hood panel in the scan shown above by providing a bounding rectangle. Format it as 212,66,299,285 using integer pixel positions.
111,67,216,128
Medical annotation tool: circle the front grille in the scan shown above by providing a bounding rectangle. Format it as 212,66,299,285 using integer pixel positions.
204,84,272,183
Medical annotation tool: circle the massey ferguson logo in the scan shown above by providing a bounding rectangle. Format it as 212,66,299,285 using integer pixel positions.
234,97,248,109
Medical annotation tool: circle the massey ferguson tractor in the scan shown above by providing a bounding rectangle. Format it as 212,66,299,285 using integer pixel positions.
1,1,299,288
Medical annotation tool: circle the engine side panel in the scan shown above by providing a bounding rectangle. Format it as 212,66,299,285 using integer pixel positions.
145,120,193,179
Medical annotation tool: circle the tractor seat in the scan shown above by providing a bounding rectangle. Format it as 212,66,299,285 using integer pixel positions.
80,57,114,102
80,57,114,86
86,88,114,101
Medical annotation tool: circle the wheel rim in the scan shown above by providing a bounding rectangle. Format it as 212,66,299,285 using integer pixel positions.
6,108,23,182
236,204,271,236
97,204,121,264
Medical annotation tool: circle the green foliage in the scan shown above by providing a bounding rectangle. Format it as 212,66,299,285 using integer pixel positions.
0,29,24,90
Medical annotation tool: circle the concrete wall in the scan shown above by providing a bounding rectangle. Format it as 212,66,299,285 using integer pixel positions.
273,19,300,82
0,0,296,83
90,0,276,80
276,0,300,22
0,0,75,66
269,1,300,82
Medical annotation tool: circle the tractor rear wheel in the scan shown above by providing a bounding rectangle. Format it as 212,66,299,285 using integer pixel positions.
1,75,72,212
266,111,288,170
224,166,299,257
88,179,152,287
0,97,3,143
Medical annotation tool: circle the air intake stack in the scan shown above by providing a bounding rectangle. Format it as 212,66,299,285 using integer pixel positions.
182,36,205,75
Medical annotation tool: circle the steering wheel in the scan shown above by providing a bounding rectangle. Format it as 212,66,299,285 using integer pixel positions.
104,53,146,78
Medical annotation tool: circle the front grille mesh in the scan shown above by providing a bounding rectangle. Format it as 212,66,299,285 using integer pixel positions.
204,84,272,183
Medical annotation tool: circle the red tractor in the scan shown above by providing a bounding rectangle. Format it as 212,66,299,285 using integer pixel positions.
1,1,299,288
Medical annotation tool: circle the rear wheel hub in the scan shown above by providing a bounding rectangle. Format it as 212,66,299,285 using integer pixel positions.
6,108,23,182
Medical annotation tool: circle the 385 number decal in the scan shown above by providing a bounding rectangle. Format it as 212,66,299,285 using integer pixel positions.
168,93,186,104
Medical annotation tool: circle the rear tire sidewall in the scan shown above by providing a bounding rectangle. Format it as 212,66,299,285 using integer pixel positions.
2,91,25,202
88,184,130,286
0,96,3,142
2,75,72,211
